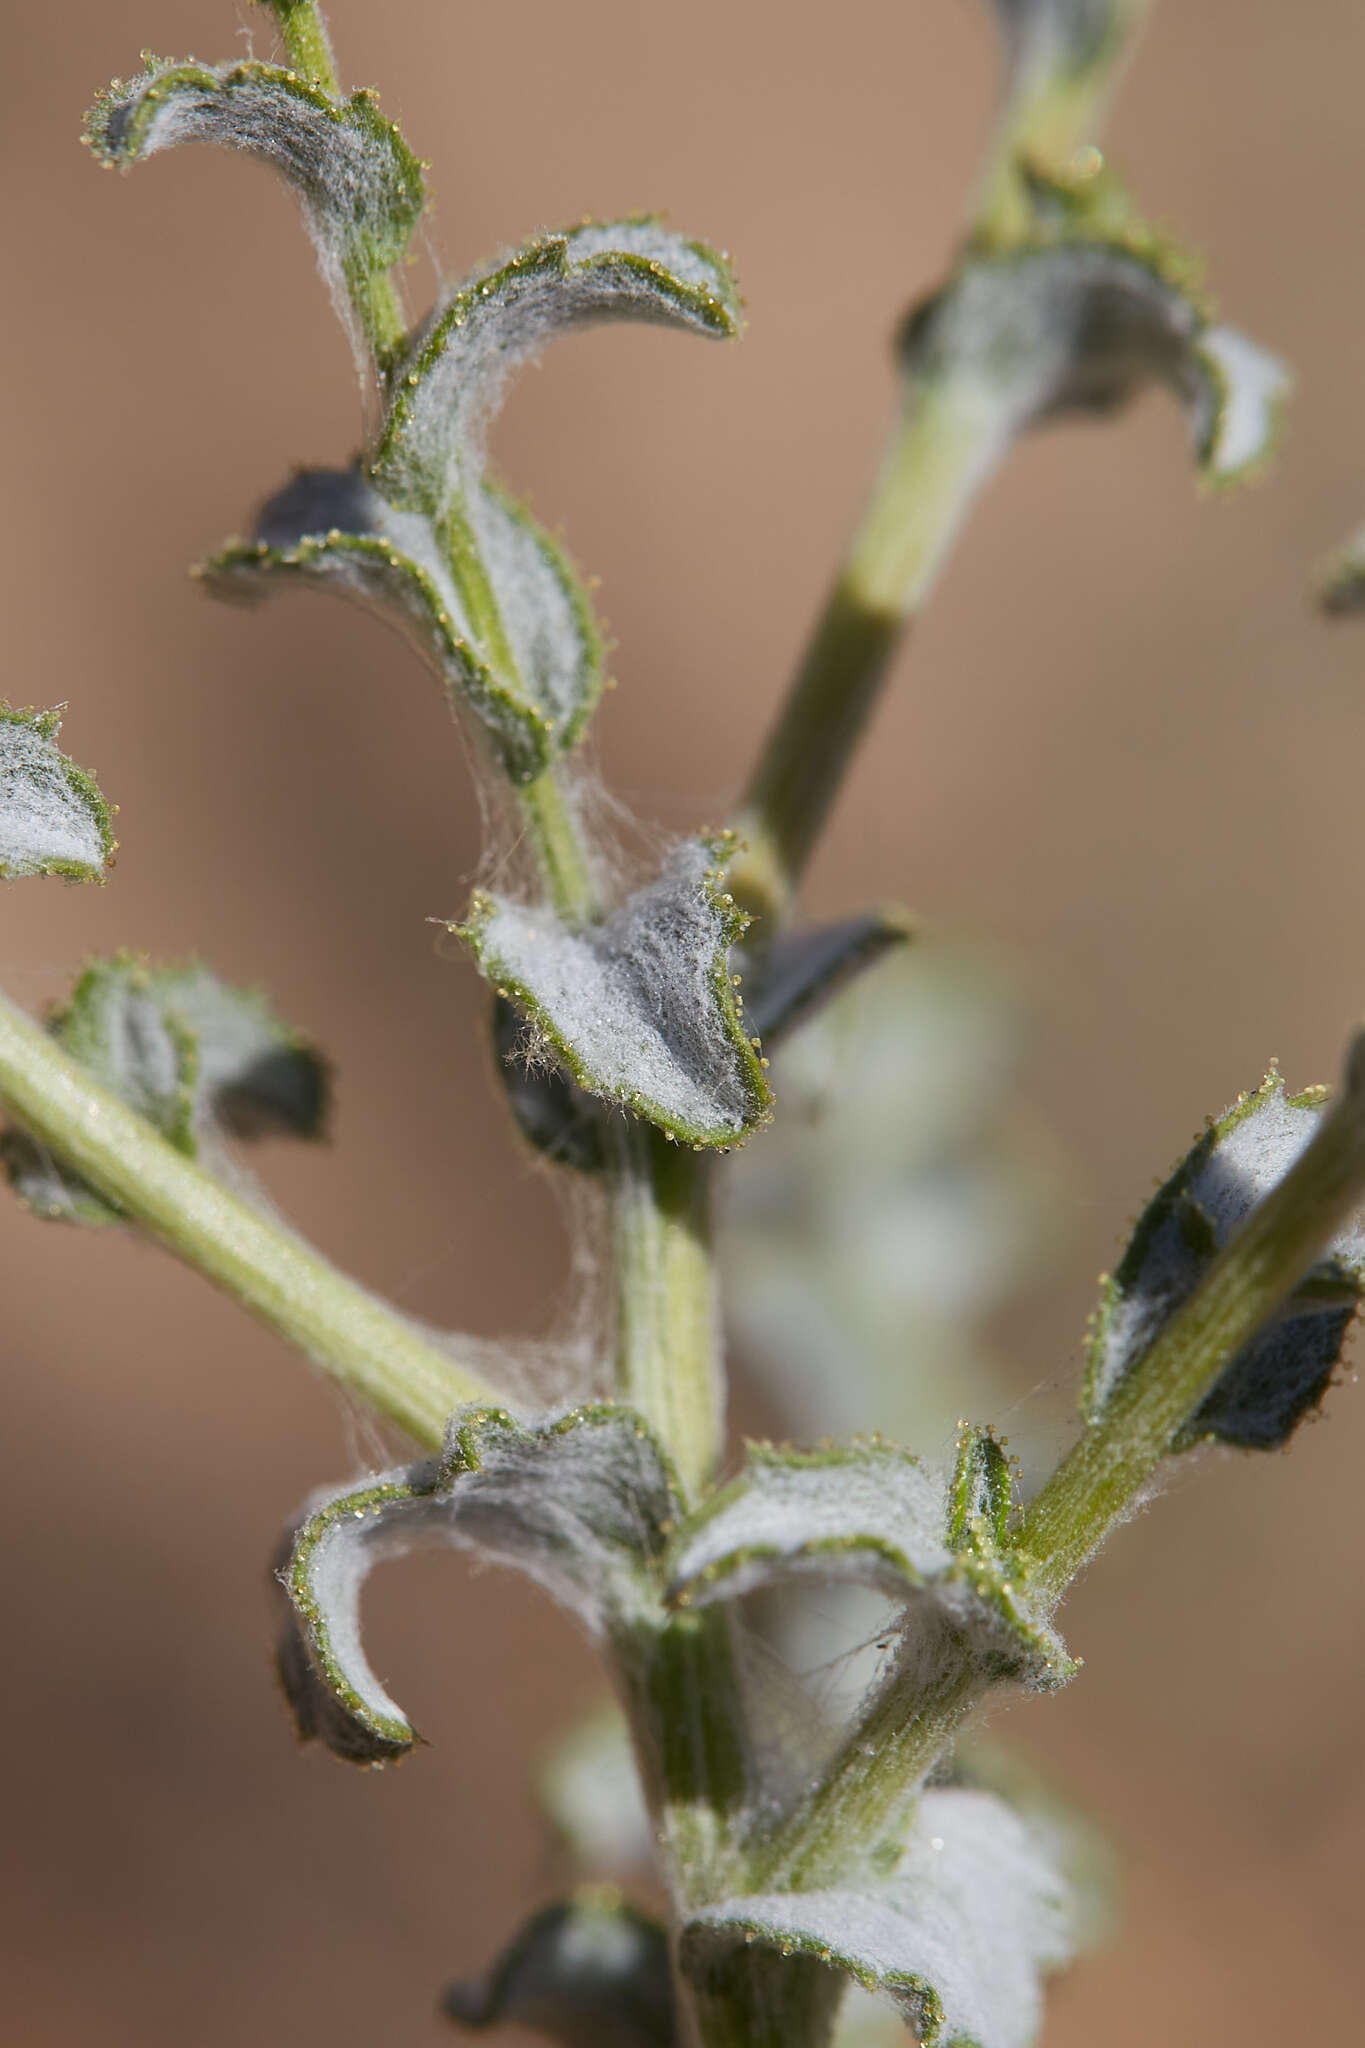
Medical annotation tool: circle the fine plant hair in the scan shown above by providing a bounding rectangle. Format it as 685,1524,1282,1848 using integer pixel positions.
6,2,1365,2043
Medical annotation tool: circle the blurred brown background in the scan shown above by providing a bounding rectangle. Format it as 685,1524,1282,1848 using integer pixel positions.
3,1,1363,2040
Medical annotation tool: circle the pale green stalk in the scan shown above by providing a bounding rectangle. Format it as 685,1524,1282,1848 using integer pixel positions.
728,2,1151,927
0,992,487,1446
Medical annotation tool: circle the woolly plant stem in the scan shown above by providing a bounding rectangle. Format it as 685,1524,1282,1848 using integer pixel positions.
260,1,408,367
748,1034,1365,1893
0,990,487,1445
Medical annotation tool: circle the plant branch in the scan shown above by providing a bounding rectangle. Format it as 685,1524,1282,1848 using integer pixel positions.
0,990,489,1448
727,2,1151,926
1017,1031,1365,1599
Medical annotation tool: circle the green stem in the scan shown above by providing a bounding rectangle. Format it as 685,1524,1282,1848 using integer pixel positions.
1018,1033,1365,1600
728,389,1001,924
609,1122,720,1500
262,0,340,92
973,2,1153,247
0,991,488,1447
747,1622,978,1894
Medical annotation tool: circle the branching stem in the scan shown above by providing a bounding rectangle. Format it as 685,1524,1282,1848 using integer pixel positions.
0,992,488,1445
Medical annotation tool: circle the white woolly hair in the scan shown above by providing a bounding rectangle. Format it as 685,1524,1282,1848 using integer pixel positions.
0,715,108,881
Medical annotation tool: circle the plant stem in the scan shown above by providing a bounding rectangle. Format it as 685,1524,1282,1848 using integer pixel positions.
728,388,1003,924
972,1,1152,245
746,1622,978,1895
609,1121,720,1500
262,0,338,90
261,3,408,371
0,991,488,1447
1018,1032,1365,1600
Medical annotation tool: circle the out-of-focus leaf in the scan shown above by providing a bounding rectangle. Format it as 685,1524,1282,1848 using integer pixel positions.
442,1893,677,2048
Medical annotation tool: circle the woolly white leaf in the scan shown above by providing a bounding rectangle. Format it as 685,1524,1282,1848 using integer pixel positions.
1086,1068,1365,1448
373,220,741,512
2,956,326,1224
85,57,423,362
459,836,772,1148
0,706,113,883
669,1442,952,1607
683,1788,1076,2048
669,1434,1072,1690
902,242,1288,488
201,469,603,781
442,1895,676,2048
278,1405,680,1763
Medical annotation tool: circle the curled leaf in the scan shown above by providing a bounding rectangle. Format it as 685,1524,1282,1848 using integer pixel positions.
374,220,742,511
442,1894,677,2048
2,956,326,1224
85,56,423,359
668,1433,1071,1691
494,996,605,1174
0,705,113,883
901,241,1288,488
277,1405,680,1764
201,469,603,781
458,836,772,1149
742,910,914,1048
1085,1068,1365,1449
683,1787,1077,2048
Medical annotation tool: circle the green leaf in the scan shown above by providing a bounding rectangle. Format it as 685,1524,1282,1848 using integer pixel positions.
277,1405,681,1764
667,1434,1072,1691
457,836,772,1149
742,909,914,1047
2,956,326,1225
683,1787,1078,2048
442,1894,677,2048
372,220,742,515
200,468,604,782
901,240,1288,489
0,705,113,883
85,56,423,360
1085,1067,1365,1449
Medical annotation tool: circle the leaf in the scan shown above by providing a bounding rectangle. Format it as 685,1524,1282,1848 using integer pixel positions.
667,1434,1072,1691
538,1704,653,1874
742,910,914,1047
1085,1067,1365,1448
457,836,772,1149
494,996,606,1174
901,241,1288,488
373,220,742,513
0,705,113,883
683,1787,1078,2048
442,1894,677,2048
1319,522,1365,615
2,956,326,1224
201,465,604,783
85,56,423,360
277,1405,680,1764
